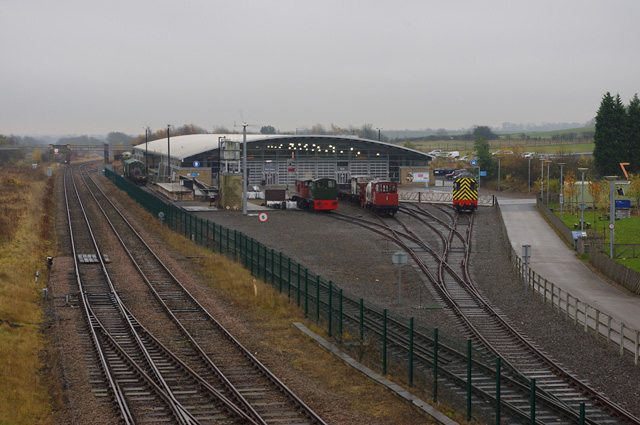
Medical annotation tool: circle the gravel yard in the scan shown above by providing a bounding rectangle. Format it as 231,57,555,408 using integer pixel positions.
193,199,640,419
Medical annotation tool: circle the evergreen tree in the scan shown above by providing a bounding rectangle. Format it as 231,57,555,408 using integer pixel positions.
593,92,627,175
626,94,640,174
474,136,496,178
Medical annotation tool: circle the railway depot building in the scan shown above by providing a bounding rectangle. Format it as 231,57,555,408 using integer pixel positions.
132,134,434,188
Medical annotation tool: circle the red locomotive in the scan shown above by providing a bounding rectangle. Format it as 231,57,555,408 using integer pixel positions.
292,178,339,211
339,176,399,216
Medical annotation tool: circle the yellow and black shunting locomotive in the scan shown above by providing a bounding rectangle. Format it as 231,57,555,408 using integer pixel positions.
452,173,478,213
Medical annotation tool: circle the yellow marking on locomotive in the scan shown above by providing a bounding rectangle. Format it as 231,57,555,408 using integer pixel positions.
453,177,478,201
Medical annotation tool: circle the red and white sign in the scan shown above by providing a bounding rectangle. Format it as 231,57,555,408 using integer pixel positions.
258,212,268,223
609,223,615,230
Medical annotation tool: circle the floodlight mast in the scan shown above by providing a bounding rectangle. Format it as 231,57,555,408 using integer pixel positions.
242,123,248,216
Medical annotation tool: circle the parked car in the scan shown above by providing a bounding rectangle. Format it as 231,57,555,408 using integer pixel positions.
445,168,468,180
522,152,536,159
492,150,514,156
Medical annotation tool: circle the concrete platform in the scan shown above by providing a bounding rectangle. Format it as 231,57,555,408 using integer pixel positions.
497,197,640,331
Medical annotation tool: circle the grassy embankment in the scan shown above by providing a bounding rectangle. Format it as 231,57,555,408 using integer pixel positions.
0,164,57,424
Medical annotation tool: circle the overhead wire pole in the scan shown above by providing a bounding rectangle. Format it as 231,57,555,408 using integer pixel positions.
167,124,171,184
242,122,248,216
144,127,149,178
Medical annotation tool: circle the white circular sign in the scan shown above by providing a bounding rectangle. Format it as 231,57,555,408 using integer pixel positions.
608,223,615,230
258,212,269,223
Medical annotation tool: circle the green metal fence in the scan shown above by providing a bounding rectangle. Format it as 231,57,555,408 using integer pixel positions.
105,169,594,425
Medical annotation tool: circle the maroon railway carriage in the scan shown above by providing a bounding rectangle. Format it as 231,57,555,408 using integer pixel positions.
363,179,399,216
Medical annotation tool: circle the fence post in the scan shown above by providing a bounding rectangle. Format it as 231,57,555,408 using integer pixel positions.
263,246,267,281
256,243,261,278
584,305,589,332
328,281,333,338
304,270,308,317
467,339,472,422
297,266,301,307
620,323,625,357
287,258,291,296
433,328,439,402
279,252,283,293
316,276,320,323
359,298,364,342
382,309,387,375
635,330,639,365
495,357,501,425
409,317,414,387
338,289,343,343
250,238,254,275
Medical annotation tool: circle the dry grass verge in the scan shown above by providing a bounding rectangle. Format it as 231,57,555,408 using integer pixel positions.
0,164,59,425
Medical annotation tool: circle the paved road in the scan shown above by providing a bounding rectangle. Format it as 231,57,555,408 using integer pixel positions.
498,197,640,331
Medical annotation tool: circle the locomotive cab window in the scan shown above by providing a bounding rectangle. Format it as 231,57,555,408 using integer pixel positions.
377,184,396,193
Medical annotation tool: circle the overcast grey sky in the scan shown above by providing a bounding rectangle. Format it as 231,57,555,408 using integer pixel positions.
2,0,639,136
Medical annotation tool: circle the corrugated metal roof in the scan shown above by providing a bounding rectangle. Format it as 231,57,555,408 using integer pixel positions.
133,133,433,160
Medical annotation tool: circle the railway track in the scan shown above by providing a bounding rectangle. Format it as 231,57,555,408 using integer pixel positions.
327,205,639,425
65,165,256,424
76,165,327,425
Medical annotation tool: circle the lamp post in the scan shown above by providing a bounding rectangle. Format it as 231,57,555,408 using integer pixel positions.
497,156,501,192
167,125,171,184
604,176,618,259
528,157,531,195
578,168,588,231
545,160,551,205
144,127,149,178
558,163,565,221
242,123,248,216
540,159,545,200
218,136,226,188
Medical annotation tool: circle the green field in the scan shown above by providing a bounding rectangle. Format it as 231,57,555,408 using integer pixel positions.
403,140,594,158
400,126,595,157
518,126,595,139
552,206,640,271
